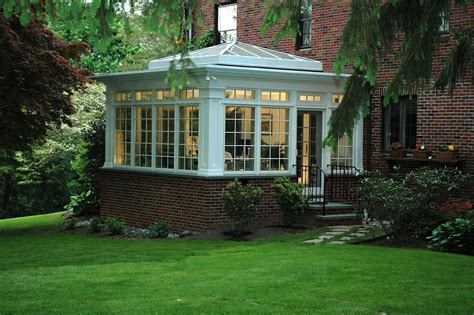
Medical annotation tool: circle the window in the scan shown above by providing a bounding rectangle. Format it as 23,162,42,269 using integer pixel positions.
225,89,255,100
439,5,450,33
331,134,353,166
179,106,199,170
156,89,176,100
297,0,312,49
261,108,289,171
217,3,237,43
261,91,290,102
156,105,175,169
332,94,344,104
114,107,131,165
225,107,255,172
116,92,132,102
299,94,322,102
384,96,417,150
179,89,200,99
135,90,153,102
134,107,153,167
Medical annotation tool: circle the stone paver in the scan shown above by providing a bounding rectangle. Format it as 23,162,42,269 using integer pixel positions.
350,232,366,237
318,235,333,240
329,241,345,245
325,231,345,236
330,225,352,229
340,236,353,241
331,228,352,232
303,239,324,244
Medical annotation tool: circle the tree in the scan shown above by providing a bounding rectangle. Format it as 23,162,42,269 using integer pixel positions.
2,0,471,146
262,0,473,146
0,13,91,152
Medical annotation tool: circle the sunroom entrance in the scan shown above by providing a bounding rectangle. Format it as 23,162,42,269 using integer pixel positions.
296,110,322,185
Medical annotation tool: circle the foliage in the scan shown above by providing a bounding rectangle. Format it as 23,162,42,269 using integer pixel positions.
261,0,473,148
272,177,309,226
0,13,91,152
428,214,474,255
222,179,262,233
103,217,126,235
68,110,105,216
148,221,172,238
90,216,105,233
52,19,141,74
62,218,78,230
434,199,472,221
358,168,470,240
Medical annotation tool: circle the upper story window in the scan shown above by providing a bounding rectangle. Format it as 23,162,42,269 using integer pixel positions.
261,91,290,102
299,94,322,102
226,89,256,100
297,0,312,49
116,92,132,102
439,5,450,33
383,96,417,150
217,2,237,43
179,89,200,99
332,94,344,104
135,90,153,102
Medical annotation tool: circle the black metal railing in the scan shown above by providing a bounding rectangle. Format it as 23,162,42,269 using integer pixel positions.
297,164,360,216
327,165,359,203
298,165,327,215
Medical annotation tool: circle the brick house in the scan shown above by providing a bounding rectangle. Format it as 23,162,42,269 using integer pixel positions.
97,1,473,231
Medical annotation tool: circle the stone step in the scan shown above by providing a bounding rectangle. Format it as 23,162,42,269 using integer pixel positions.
315,213,358,220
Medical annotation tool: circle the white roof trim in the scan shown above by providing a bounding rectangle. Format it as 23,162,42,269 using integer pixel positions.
148,42,323,72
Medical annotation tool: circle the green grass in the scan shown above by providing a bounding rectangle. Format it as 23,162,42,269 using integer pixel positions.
0,213,473,314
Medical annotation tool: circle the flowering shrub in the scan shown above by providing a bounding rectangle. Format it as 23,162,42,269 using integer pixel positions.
415,143,427,151
390,142,403,151
435,199,472,221
439,144,458,152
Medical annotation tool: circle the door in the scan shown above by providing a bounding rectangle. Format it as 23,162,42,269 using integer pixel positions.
296,111,322,184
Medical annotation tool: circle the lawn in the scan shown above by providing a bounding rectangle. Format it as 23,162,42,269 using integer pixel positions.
0,213,473,314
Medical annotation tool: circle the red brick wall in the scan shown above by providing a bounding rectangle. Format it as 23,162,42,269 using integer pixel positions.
99,169,281,231
199,1,474,197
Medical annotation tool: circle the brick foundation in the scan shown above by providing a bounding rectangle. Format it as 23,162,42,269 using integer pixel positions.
99,169,282,231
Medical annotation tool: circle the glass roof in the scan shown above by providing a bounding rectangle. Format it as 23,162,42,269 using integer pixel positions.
148,42,323,72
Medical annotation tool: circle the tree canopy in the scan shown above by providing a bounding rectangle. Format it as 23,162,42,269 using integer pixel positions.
1,0,472,147
0,14,91,152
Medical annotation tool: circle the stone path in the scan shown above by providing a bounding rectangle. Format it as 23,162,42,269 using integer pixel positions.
303,225,371,245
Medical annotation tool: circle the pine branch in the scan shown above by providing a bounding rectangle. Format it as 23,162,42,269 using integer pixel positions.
434,28,473,95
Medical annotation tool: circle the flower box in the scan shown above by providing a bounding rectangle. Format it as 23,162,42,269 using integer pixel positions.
437,151,457,160
390,150,406,158
413,151,430,159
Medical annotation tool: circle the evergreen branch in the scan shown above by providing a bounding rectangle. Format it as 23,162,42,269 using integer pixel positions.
324,70,371,150
434,28,473,95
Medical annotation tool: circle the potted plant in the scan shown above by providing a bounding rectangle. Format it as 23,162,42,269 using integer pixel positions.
413,143,430,159
437,144,458,160
389,142,405,158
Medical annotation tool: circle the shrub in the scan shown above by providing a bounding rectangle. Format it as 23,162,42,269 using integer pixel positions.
273,177,309,226
222,179,262,233
64,190,97,216
358,168,469,241
434,199,472,221
428,215,474,255
62,218,78,230
148,221,172,238
103,217,126,235
90,216,105,233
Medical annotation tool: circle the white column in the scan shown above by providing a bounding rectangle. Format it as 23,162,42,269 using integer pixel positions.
197,87,225,176
103,88,114,168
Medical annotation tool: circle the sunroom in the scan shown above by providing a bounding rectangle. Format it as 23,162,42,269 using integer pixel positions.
97,42,363,183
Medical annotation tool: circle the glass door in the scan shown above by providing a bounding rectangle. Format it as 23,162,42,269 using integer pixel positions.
296,111,322,184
